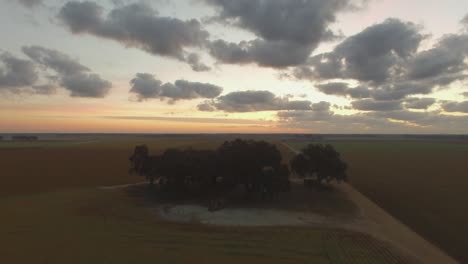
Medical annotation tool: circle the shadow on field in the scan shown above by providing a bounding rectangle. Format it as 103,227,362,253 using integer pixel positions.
124,181,359,220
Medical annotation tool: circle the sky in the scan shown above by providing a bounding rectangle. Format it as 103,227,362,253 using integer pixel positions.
0,0,467,134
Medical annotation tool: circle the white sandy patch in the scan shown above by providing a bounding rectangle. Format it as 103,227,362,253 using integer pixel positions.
158,204,328,226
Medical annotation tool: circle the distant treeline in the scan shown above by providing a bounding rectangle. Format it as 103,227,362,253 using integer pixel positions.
129,139,347,203
12,135,38,141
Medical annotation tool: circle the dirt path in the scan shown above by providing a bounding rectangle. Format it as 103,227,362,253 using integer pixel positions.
336,183,457,264
281,142,457,264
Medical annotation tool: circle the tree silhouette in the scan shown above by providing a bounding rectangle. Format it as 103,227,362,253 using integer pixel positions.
290,144,348,184
128,139,291,201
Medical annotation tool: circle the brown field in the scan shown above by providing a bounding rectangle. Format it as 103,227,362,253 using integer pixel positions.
0,137,418,263
0,138,222,197
287,140,468,263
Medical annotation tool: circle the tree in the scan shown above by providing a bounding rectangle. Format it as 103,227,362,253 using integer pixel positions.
290,144,348,184
128,139,291,202
129,145,156,185
217,139,283,193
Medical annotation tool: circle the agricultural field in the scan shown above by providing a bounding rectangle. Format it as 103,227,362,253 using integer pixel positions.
287,139,468,263
0,136,416,263
0,137,223,197
0,187,407,264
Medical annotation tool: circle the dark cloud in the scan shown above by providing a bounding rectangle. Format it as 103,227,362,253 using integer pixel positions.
0,52,38,90
442,101,468,113
352,99,402,111
297,18,424,83
17,0,42,8
406,34,468,80
186,53,211,72
22,46,111,98
208,39,313,68
205,0,364,68
198,90,314,112
292,18,468,110
463,92,468,98
22,46,89,76
130,73,222,102
59,1,210,70
205,0,354,45
61,73,111,98
404,98,435,109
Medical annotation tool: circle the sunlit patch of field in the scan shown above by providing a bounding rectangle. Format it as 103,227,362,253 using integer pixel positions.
286,139,468,263
0,188,408,264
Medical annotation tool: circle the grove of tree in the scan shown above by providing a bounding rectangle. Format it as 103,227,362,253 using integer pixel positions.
129,140,347,204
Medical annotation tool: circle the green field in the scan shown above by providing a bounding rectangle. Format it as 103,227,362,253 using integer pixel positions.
0,138,413,263
287,140,468,263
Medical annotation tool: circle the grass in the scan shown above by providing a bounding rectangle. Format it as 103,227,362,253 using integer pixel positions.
287,139,468,263
0,137,411,263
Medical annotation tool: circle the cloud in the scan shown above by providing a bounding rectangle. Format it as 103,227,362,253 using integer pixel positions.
31,84,57,95
406,34,468,80
102,115,273,125
296,18,424,83
442,101,468,113
208,39,314,68
0,52,38,91
130,73,222,102
17,0,42,8
58,1,210,70
198,90,315,112
278,109,468,133
315,82,371,99
291,18,468,112
463,92,468,98
352,99,402,111
205,0,355,45
462,13,468,31
186,53,211,72
22,46,111,98
205,0,363,68
61,73,111,98
22,46,89,75
404,98,436,109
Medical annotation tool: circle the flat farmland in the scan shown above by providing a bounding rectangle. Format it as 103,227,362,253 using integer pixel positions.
0,137,418,263
287,140,468,263
0,186,409,264
0,138,223,197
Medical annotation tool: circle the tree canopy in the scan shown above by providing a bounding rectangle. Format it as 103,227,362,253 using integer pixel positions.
129,139,290,199
290,144,348,184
